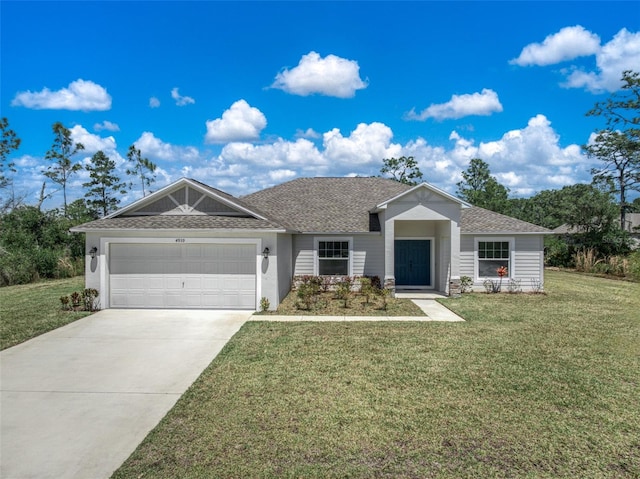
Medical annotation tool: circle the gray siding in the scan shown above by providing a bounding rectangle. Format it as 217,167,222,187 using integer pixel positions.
353,235,384,277
293,235,314,275
460,234,544,291
276,234,292,306
459,235,474,279
292,234,384,278
514,236,544,285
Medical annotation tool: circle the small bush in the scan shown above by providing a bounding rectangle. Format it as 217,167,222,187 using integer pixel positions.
296,281,320,310
376,287,391,311
335,276,355,308
359,277,374,304
82,288,99,311
60,295,71,310
260,297,270,312
507,278,522,294
59,289,100,311
460,276,473,293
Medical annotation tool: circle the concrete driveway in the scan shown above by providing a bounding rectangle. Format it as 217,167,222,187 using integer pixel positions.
0,309,251,479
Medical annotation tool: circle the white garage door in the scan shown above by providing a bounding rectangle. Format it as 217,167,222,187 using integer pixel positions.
109,243,256,309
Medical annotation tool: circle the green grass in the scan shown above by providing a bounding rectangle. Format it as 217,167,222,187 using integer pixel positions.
0,277,91,350
112,270,638,478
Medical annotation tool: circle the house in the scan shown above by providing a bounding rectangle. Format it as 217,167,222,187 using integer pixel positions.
70,177,551,310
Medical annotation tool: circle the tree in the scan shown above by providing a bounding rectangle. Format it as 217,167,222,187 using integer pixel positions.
506,183,617,231
43,122,84,216
0,117,21,189
84,150,127,216
380,156,423,185
584,70,640,230
456,158,509,213
126,145,157,197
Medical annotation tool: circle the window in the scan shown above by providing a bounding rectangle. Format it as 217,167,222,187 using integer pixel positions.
318,240,349,275
478,240,511,278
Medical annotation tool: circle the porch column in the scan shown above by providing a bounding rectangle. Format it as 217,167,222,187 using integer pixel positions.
383,218,395,295
449,219,461,296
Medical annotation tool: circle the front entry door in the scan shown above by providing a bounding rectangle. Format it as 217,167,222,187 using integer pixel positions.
395,240,431,286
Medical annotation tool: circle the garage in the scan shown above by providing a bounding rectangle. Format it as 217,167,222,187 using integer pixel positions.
109,243,257,309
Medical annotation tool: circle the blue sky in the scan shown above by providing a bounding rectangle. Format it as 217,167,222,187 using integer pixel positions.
2,1,639,210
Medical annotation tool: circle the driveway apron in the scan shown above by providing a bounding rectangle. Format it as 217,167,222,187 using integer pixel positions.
0,309,250,479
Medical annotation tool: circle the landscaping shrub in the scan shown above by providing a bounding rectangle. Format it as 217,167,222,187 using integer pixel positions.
628,250,640,282
260,297,270,312
334,276,355,308
60,288,100,311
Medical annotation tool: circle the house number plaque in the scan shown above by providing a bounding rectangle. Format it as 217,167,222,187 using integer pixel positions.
175,238,186,243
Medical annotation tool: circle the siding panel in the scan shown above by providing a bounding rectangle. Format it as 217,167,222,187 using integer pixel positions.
293,235,314,275
459,235,475,279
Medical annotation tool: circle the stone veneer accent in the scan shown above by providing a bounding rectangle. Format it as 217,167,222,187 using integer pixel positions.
449,278,462,297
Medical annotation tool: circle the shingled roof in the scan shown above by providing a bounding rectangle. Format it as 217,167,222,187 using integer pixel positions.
243,177,549,234
461,207,551,234
72,177,550,234
242,177,410,233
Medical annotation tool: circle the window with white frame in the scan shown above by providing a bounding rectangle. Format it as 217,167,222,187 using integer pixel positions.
477,240,511,278
317,240,350,275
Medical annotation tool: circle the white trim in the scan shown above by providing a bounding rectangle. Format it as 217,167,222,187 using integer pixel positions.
462,231,552,236
375,182,470,210
100,236,261,310
313,236,353,276
105,177,270,221
394,237,435,289
474,236,515,281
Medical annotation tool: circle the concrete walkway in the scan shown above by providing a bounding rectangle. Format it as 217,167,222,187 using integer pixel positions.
250,300,465,322
0,309,250,479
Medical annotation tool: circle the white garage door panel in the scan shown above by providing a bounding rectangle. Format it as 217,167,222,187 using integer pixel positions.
109,243,256,309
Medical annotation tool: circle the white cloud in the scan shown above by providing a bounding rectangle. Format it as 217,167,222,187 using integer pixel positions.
13,155,40,168
11,79,112,111
511,26,640,93
205,100,267,144
445,114,596,195
149,97,161,108
295,128,321,139
268,169,297,182
563,28,640,93
406,89,503,121
171,87,195,106
221,138,326,171
323,122,402,165
134,132,200,162
38,117,594,201
510,25,601,66
271,51,368,98
69,125,117,154
94,120,120,132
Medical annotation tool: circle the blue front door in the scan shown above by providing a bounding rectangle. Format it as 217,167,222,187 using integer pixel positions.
395,240,431,286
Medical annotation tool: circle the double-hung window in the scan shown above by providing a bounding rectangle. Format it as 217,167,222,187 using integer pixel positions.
318,240,350,275
477,240,511,278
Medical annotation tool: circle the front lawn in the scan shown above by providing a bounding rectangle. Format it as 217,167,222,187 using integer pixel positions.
112,269,639,478
0,276,91,350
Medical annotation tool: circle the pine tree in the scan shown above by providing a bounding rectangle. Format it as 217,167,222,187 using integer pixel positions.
84,150,127,216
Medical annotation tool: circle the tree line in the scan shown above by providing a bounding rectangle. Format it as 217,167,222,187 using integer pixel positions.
0,121,159,285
